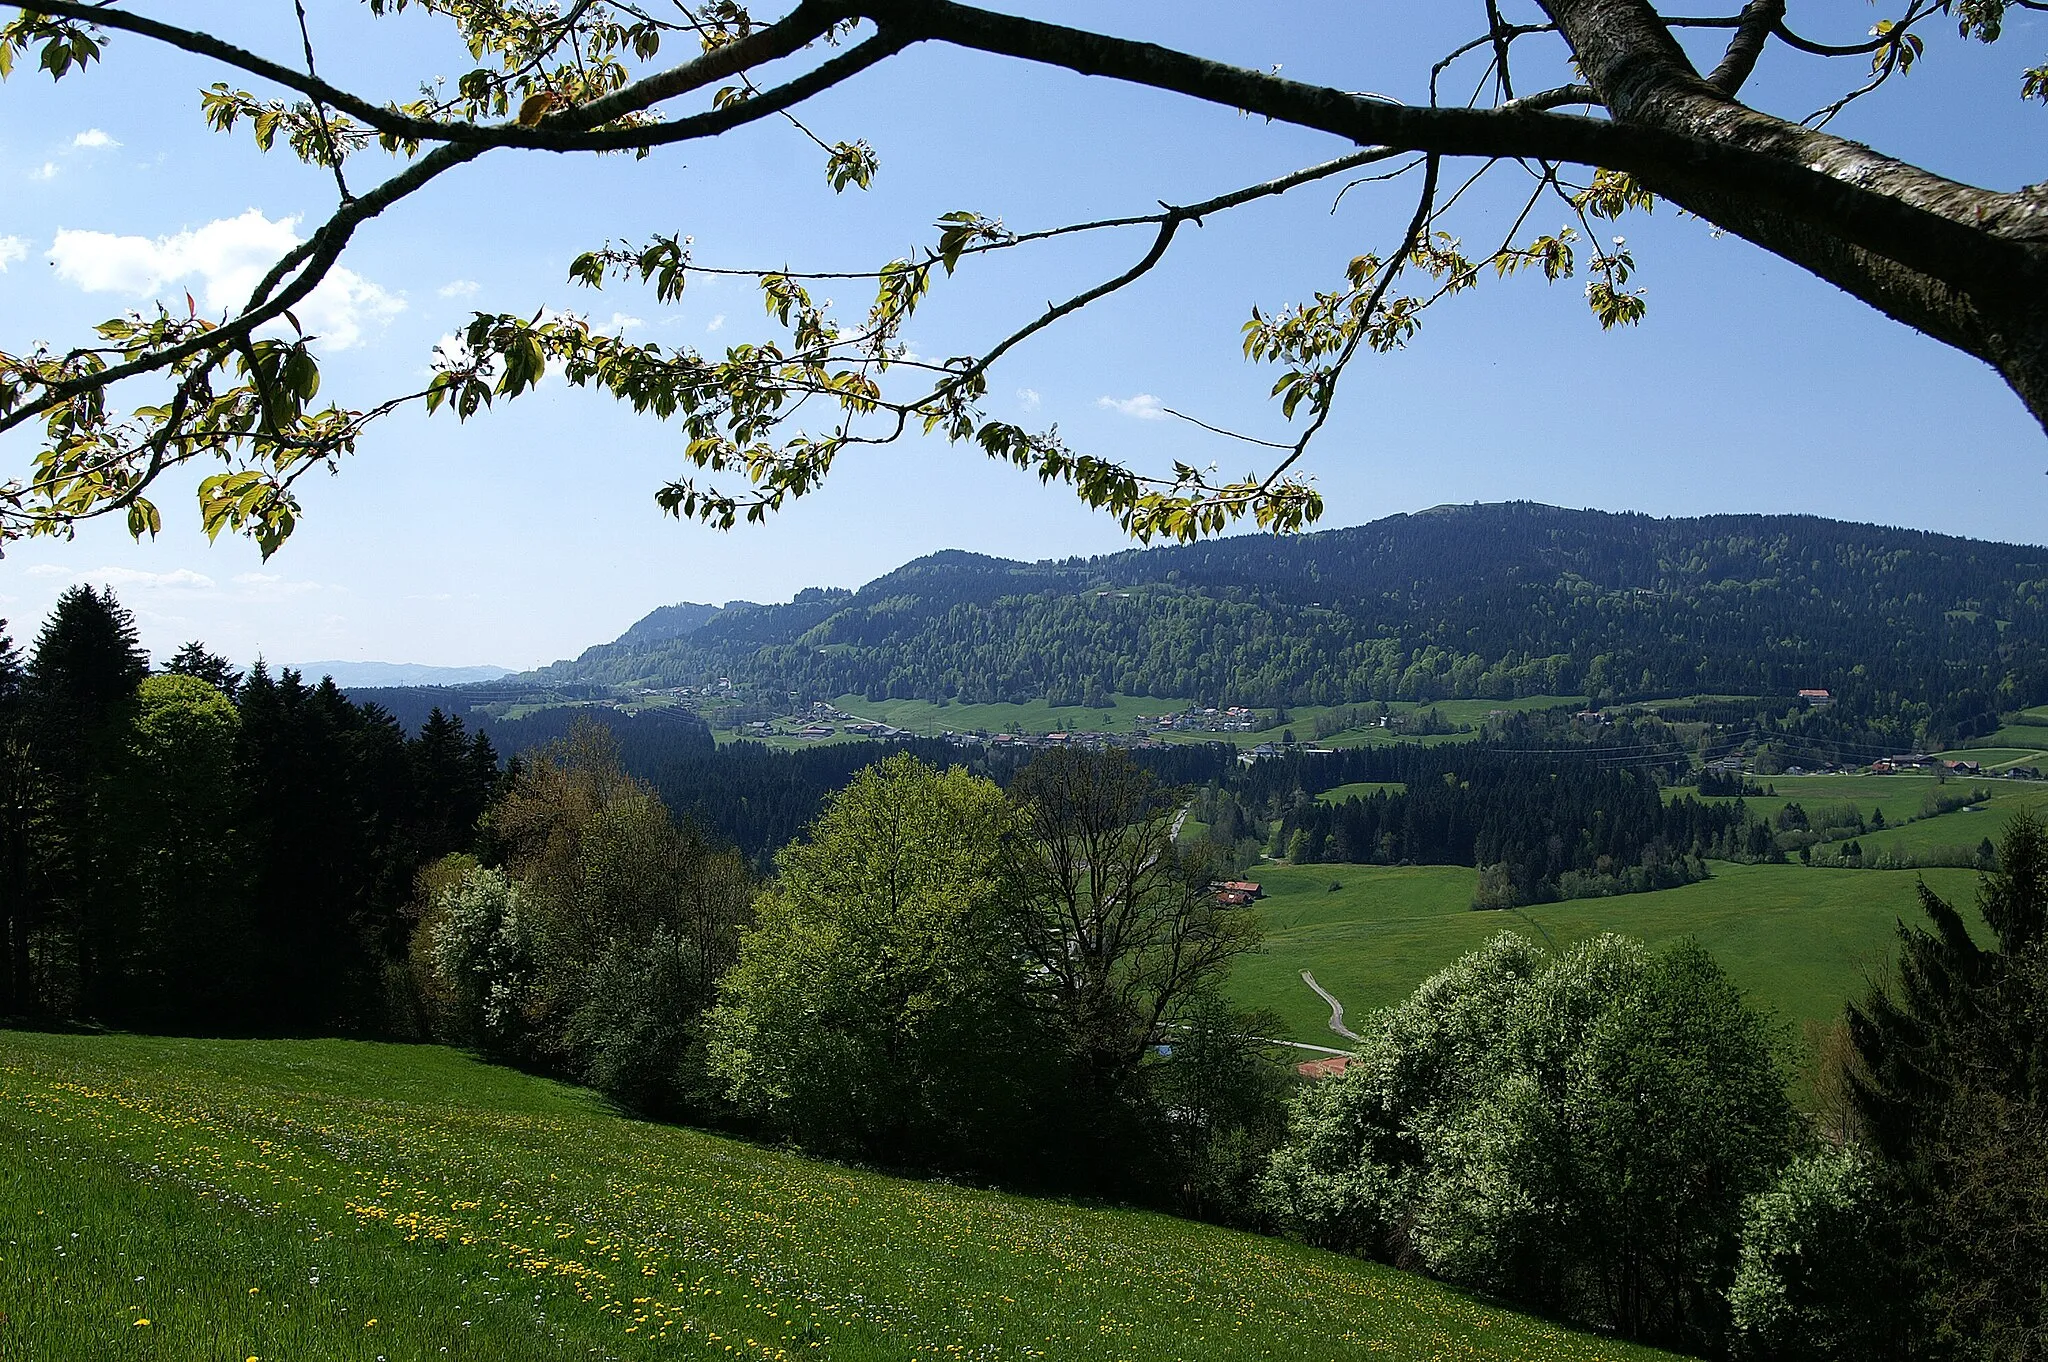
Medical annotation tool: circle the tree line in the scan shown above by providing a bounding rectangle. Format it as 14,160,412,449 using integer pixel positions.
1231,744,1744,903
400,740,1277,1206
0,587,497,1031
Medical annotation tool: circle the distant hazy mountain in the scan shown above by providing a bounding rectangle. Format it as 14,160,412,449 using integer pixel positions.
288,661,514,687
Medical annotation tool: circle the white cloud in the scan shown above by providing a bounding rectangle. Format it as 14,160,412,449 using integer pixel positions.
595,311,644,335
231,571,325,601
48,208,405,350
706,313,726,333
438,278,480,299
0,236,25,271
1017,387,1041,412
71,128,119,149
32,566,216,590
1097,393,1167,421
31,162,57,181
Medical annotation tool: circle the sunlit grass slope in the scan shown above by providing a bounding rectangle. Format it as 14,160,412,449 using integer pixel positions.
0,1032,1678,1362
1230,861,1986,1048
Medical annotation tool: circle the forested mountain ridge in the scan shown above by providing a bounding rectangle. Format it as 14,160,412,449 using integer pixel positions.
532,504,2048,725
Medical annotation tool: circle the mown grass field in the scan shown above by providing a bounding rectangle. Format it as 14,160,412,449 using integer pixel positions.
1317,781,1409,804
0,1033,1678,1362
1669,772,2006,826
1959,723,2048,756
1227,860,1986,1054
1815,787,2048,858
831,693,1193,737
830,695,1588,749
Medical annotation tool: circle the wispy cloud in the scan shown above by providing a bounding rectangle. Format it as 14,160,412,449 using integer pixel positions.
49,209,405,350
1097,393,1167,421
28,565,217,590
438,278,480,299
71,128,119,149
0,236,25,271
1017,387,1042,412
231,571,327,601
30,162,57,181
706,313,726,333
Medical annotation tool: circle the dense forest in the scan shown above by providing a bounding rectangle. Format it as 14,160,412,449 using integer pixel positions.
0,587,498,1030
1255,747,1748,901
347,691,1243,865
531,504,2048,740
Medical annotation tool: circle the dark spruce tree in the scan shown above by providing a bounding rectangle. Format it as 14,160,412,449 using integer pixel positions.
1847,812,2048,1358
164,641,243,697
25,585,148,1019
0,623,26,1019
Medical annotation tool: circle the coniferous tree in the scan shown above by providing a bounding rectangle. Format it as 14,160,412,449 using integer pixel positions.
164,641,243,697
1847,812,2048,1357
234,666,391,1031
26,585,148,1017
0,623,28,1017
110,674,251,1029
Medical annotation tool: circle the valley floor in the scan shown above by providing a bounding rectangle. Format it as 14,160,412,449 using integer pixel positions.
1229,859,1987,1062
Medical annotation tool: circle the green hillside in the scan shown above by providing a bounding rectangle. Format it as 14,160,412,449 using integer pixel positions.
529,505,2048,738
1229,860,1987,1052
1,1032,1677,1362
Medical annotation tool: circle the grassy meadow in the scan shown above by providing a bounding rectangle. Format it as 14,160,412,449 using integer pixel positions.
1318,781,1409,804
1227,859,1986,1054
828,694,1588,749
0,1032,1679,1362
1815,786,2048,859
830,693,1192,737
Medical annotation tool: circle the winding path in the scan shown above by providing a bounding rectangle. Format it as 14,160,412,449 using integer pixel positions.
1301,969,1362,1043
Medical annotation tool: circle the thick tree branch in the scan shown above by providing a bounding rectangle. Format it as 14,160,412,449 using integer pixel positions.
857,0,2041,300
1703,0,1781,94
1537,0,2048,427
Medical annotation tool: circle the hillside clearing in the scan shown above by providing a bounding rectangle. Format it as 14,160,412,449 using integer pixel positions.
1,1032,1677,1362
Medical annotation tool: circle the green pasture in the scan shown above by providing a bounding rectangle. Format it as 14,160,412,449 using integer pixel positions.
1631,694,1770,711
820,693,1589,750
1932,745,2048,769
1229,860,1985,1060
0,1032,1676,1362
713,728,871,750
1673,772,1991,827
1952,731,2048,760
1318,781,1409,804
831,692,1193,737
1816,787,2048,859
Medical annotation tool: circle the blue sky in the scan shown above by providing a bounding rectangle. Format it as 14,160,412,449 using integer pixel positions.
1,2,2044,670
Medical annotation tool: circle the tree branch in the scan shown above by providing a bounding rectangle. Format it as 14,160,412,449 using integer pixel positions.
4,0,861,149
1704,0,1781,94
856,0,2040,298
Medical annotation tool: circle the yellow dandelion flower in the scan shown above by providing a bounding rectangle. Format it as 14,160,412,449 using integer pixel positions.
133,1319,150,1327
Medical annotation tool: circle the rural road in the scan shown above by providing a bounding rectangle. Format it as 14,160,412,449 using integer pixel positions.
1301,970,1362,1042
